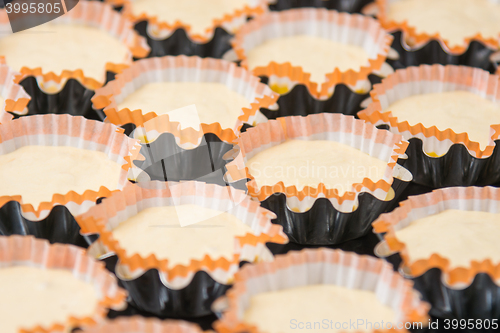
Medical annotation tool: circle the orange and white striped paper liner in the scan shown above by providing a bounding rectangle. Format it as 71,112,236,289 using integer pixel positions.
375,0,500,54
0,1,149,92
225,113,409,212
214,248,430,333
0,114,141,220
0,64,31,121
76,181,288,289
79,317,203,333
92,55,279,135
232,8,393,99
358,64,500,158
112,0,269,42
0,235,126,333
373,186,500,287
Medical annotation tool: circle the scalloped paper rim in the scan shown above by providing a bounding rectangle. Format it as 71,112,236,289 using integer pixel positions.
225,113,409,211
214,248,430,333
358,64,500,158
0,114,141,219
372,186,500,287
0,235,126,333
0,64,31,119
92,55,279,134
232,7,393,99
76,181,288,286
79,317,203,333
0,1,149,91
375,0,500,54
108,0,269,42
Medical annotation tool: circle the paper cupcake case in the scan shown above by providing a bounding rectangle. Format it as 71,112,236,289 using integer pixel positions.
0,114,141,248
225,113,412,245
107,0,268,58
92,55,279,134
214,248,430,333
373,186,500,320
0,1,149,119
0,64,31,123
373,0,500,72
0,235,127,332
232,8,393,100
78,317,204,333
76,181,288,317
268,0,374,13
358,64,500,188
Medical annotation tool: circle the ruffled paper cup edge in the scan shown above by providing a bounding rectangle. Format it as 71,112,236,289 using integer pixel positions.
214,248,430,333
225,113,409,211
0,1,149,92
232,8,393,99
78,316,204,333
92,55,279,135
76,181,288,287
0,235,127,333
372,186,500,287
374,0,500,54
358,64,500,159
0,114,141,219
110,0,269,42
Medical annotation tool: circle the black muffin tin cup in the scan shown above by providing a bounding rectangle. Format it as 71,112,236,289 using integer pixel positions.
93,252,230,318
256,164,411,245
399,138,500,188
255,74,382,124
268,0,374,13
0,200,89,248
377,245,500,321
14,71,118,121
387,31,499,74
131,131,247,191
133,21,234,59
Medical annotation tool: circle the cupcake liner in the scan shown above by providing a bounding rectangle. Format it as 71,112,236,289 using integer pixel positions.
0,1,149,118
225,113,411,245
358,64,500,187
373,186,500,319
268,0,375,13
76,181,288,317
79,317,204,333
0,235,127,332
257,74,383,120
0,114,141,221
214,248,430,333
112,0,268,58
375,0,500,55
0,64,31,122
92,55,279,134
232,8,393,99
119,0,268,42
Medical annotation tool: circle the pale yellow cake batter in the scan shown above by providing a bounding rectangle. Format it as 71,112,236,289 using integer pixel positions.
385,90,500,150
117,82,250,129
130,0,252,35
395,209,500,267
111,205,254,267
0,23,130,84
243,284,395,333
246,35,370,83
0,266,99,333
247,140,387,195
0,146,123,208
388,0,500,47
